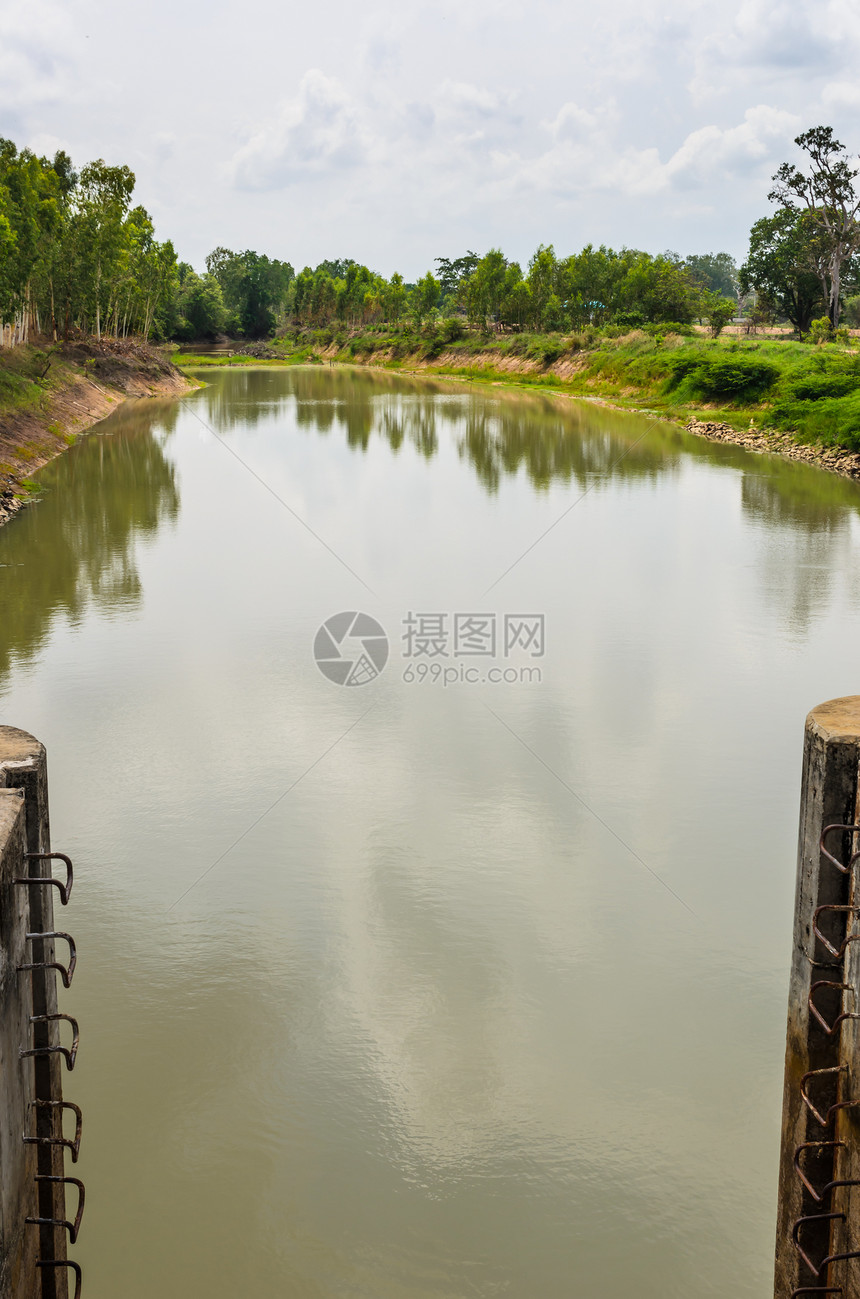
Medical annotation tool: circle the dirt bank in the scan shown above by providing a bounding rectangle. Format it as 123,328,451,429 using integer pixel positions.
0,339,194,528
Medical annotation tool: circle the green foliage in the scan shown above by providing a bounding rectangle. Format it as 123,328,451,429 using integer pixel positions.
843,295,860,327
205,247,293,337
808,315,834,344
173,265,227,340
525,336,564,365
412,271,440,326
438,317,466,343
768,125,860,327
740,208,826,334
666,351,780,400
770,391,860,447
0,137,178,341
683,252,739,300
703,291,736,338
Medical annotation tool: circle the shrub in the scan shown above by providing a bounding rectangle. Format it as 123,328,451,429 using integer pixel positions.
612,311,645,328
438,317,466,343
771,391,860,448
808,316,833,344
666,352,780,400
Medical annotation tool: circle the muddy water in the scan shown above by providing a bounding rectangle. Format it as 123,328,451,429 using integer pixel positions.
3,367,860,1297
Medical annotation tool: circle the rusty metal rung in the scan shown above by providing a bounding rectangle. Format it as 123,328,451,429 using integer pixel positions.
24,1100,82,1163
21,1013,79,1071
27,1175,85,1243
18,930,76,988
14,852,73,905
812,907,860,961
808,982,860,1036
800,1067,854,1128
794,1142,848,1200
36,1260,81,1299
820,825,860,876
792,1211,846,1275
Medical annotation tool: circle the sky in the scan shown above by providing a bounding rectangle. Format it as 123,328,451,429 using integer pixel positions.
1,0,859,278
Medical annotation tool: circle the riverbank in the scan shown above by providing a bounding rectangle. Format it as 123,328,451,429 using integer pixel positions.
0,340,194,527
174,328,860,483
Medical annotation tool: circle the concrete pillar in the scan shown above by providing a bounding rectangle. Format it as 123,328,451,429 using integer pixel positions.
775,698,860,1298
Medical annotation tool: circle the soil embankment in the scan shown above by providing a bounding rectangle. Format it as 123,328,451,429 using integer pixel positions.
0,339,193,527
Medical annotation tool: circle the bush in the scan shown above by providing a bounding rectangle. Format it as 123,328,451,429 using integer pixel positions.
808,316,833,344
612,311,645,328
771,391,860,448
438,317,466,343
642,320,694,338
666,351,780,400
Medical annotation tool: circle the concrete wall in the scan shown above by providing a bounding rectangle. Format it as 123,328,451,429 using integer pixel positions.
0,790,40,1294
0,729,70,1299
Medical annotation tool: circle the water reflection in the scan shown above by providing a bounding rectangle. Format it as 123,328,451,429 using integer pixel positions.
4,366,860,1298
194,368,860,532
0,398,180,680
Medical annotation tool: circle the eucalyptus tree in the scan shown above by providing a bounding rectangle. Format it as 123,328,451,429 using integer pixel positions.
412,272,440,326
0,140,62,338
76,159,135,337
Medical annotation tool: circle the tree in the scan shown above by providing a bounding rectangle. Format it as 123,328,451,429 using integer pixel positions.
702,290,736,337
684,252,738,300
206,247,294,336
769,126,860,327
526,245,558,330
413,271,439,325
383,272,406,324
464,249,508,327
77,159,135,338
434,252,479,309
176,267,227,339
739,209,825,335
617,252,698,323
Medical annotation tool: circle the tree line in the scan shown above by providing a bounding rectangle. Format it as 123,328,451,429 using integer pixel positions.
2,125,859,348
0,139,294,346
285,247,739,336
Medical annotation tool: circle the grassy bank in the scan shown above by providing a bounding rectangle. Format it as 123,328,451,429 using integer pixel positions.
0,340,192,526
175,324,860,452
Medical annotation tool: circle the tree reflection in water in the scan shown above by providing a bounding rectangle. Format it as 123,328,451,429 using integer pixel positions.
0,396,180,682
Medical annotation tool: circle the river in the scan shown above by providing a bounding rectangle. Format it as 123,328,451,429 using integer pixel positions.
3,365,860,1297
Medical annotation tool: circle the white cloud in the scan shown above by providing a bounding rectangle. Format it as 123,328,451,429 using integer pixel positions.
229,70,369,190
663,105,801,186
543,102,601,141
822,82,860,111
490,104,799,209
2,0,858,271
0,0,81,108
